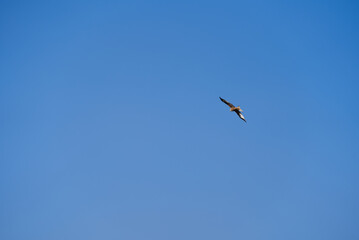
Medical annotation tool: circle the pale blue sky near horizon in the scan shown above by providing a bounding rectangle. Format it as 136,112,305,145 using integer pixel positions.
1,1,359,239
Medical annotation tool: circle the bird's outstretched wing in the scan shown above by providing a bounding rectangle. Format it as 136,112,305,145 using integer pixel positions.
219,97,234,108
234,109,246,122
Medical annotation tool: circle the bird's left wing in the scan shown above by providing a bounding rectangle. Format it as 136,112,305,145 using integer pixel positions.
219,97,235,108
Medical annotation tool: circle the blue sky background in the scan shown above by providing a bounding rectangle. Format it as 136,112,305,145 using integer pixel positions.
1,1,359,239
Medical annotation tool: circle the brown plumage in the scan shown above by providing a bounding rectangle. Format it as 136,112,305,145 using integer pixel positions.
219,97,246,122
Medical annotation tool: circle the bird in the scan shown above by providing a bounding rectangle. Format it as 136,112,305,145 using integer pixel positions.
219,97,246,122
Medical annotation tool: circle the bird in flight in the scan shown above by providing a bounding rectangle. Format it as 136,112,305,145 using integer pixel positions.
219,97,246,122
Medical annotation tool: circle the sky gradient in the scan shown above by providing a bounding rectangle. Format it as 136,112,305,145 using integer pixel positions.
1,1,359,239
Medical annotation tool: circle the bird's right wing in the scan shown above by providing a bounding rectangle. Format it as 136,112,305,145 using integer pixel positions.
219,97,234,108
235,110,247,123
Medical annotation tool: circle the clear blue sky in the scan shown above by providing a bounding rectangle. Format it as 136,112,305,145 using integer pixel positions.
1,1,359,239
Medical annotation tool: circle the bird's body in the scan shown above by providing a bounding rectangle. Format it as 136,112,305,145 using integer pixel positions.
230,106,242,112
219,97,246,122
